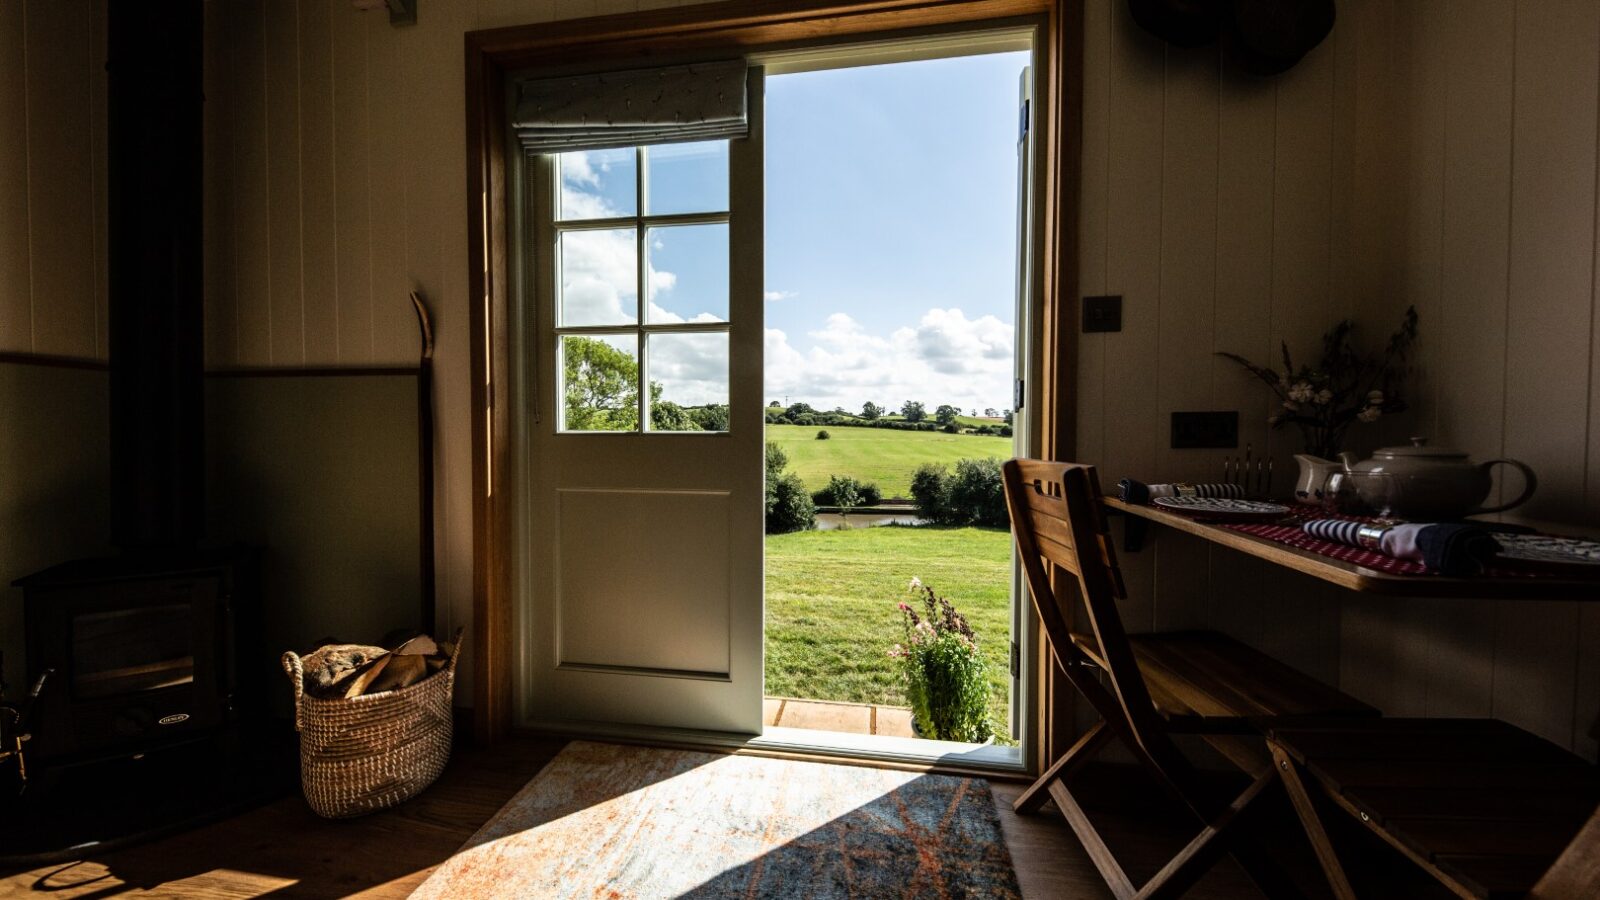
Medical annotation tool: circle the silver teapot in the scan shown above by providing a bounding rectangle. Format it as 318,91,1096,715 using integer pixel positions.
1337,437,1536,520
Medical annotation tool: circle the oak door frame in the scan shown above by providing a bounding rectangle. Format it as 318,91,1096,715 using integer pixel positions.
465,0,1083,763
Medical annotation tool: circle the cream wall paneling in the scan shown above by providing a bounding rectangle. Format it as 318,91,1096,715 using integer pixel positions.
0,1,106,360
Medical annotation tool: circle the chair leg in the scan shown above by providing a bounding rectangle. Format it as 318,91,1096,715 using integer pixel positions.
1134,770,1275,900
1269,740,1358,900
1015,720,1114,815
1047,776,1138,899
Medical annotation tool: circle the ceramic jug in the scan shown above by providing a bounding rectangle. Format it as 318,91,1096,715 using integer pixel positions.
1292,454,1344,505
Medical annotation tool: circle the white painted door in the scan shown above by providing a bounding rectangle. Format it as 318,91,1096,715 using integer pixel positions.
521,72,765,735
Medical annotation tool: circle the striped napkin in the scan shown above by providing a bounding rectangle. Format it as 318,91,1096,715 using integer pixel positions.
1301,519,1501,577
1118,479,1247,505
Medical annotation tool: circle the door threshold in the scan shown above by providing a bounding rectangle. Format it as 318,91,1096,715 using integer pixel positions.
752,726,1024,772
516,718,1026,776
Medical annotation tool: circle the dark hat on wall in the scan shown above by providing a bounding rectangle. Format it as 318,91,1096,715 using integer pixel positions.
1127,0,1336,77
1224,0,1337,76
1126,0,1224,48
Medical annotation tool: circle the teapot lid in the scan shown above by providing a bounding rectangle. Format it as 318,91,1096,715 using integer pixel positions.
1372,436,1468,459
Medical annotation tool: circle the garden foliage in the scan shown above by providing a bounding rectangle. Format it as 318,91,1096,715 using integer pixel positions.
891,579,992,743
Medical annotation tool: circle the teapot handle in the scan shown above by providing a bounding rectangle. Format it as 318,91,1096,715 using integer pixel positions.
1469,459,1537,515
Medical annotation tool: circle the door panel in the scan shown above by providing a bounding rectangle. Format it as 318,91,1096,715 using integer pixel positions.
556,488,731,676
521,69,765,736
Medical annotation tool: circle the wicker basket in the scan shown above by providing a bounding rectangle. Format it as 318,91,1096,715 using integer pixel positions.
281,630,463,819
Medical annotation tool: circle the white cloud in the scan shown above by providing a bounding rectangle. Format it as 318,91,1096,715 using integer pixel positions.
764,290,798,302
648,332,729,407
765,308,1013,412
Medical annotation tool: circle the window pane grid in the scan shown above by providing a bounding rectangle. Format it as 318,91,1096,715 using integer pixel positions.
552,142,730,434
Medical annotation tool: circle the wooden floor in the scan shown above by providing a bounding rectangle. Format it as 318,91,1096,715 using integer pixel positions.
0,736,1284,899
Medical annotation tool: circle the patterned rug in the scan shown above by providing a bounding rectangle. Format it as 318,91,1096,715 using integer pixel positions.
410,741,1021,899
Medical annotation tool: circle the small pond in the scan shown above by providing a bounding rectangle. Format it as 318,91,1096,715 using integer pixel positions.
813,511,926,531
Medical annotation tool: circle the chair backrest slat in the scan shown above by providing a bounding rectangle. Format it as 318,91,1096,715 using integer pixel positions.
1002,459,1171,760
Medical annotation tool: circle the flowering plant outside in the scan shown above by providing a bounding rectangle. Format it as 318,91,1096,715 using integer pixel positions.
889,577,993,743
1216,307,1418,459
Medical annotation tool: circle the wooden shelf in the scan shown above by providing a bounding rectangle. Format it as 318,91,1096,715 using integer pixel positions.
1103,497,1599,600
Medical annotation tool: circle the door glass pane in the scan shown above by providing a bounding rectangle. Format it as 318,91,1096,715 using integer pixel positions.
557,148,636,221
644,141,729,215
646,223,729,323
646,332,729,432
562,333,640,432
559,228,638,326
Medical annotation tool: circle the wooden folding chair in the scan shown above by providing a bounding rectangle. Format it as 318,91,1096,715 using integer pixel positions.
1002,459,1379,899
1266,717,1600,899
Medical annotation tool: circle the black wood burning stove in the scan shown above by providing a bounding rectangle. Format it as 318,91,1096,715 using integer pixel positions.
13,551,259,767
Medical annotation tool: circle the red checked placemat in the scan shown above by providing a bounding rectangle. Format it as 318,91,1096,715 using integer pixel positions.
1218,514,1541,578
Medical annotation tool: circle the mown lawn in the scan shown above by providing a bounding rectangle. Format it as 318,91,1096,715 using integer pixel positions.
765,524,1013,740
765,423,1012,499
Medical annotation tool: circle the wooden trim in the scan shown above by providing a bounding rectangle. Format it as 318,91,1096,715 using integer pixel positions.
1036,0,1084,781
465,0,1081,746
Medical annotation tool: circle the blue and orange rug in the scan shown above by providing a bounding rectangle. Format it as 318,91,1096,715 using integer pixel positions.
410,740,1021,899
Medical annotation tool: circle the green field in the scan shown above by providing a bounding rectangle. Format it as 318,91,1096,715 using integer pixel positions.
766,423,1012,499
765,525,1012,740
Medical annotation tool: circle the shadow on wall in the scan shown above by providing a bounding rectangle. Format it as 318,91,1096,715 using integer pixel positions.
205,372,426,718
0,361,112,697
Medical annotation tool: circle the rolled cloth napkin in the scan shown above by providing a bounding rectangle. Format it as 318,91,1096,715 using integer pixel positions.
1118,479,1247,505
1301,519,1502,577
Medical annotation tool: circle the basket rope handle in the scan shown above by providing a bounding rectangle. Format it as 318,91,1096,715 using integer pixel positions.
445,627,465,672
281,650,306,732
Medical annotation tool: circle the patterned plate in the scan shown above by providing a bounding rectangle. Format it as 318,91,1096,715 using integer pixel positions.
1493,534,1600,571
1152,497,1291,520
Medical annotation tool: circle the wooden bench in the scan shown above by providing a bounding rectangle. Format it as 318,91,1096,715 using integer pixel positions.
1267,718,1600,899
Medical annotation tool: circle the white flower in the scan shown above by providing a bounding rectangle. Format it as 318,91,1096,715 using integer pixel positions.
1314,389,1333,405
907,576,922,591
1288,381,1315,403
1357,406,1381,423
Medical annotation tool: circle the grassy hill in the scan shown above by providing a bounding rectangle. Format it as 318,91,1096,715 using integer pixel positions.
766,423,1012,499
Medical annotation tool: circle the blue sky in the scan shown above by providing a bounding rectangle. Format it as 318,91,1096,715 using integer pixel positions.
764,51,1029,413
555,50,1029,412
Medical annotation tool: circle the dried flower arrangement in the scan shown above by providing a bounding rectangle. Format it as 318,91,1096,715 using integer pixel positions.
1217,306,1419,459
889,578,992,743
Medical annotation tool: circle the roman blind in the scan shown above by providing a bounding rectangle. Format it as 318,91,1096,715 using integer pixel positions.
512,60,748,153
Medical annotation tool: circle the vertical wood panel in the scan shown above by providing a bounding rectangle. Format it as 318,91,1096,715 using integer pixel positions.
1436,0,1513,472
366,19,414,364
1073,0,1110,467
1503,0,1598,524
332,4,372,363
299,0,338,365
1269,35,1335,377
1212,65,1275,485
232,0,272,366
88,0,107,359
1393,0,1445,447
1102,1,1165,633
1155,44,1217,486
203,0,238,368
24,0,95,358
0,3,30,354
265,0,304,365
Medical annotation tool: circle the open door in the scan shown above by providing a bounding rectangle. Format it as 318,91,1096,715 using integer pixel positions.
520,71,766,735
